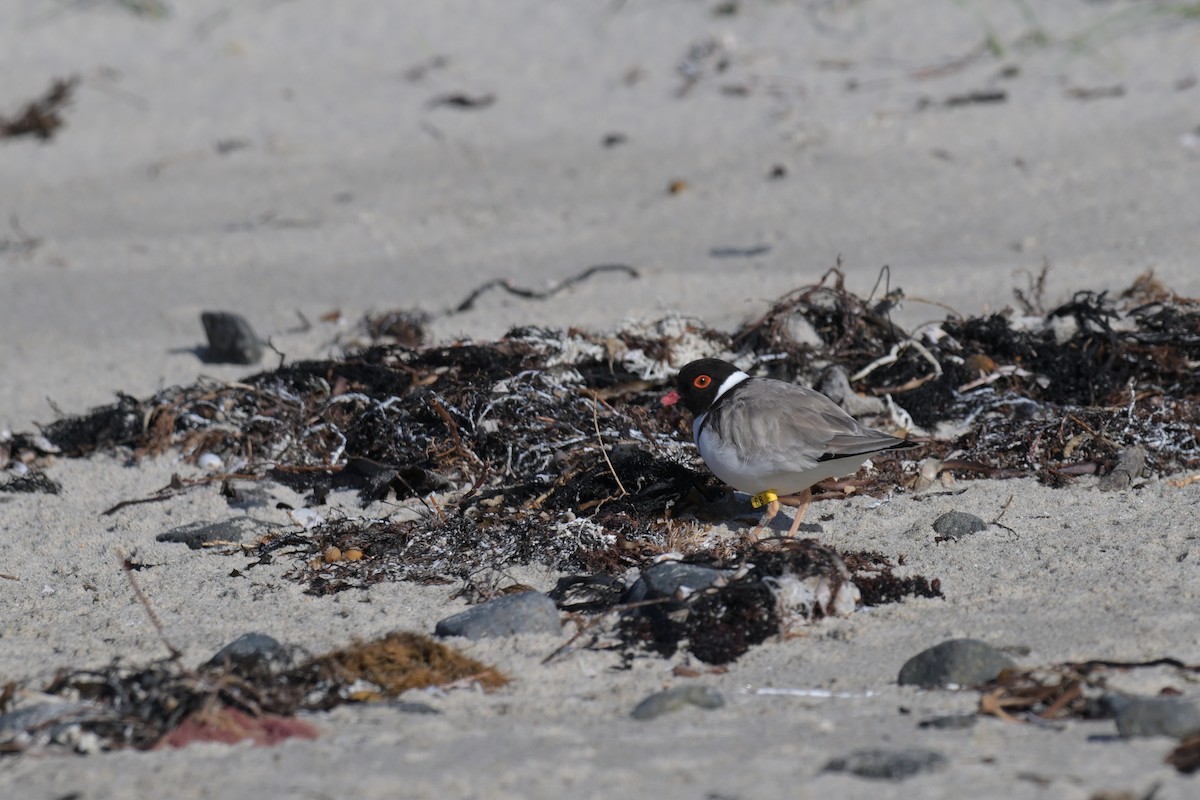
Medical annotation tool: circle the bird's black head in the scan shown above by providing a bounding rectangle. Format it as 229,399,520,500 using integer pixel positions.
661,358,743,416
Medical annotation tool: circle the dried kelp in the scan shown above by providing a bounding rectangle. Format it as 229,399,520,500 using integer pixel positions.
0,77,77,141
0,632,504,755
974,657,1200,774
9,269,1200,597
616,540,942,665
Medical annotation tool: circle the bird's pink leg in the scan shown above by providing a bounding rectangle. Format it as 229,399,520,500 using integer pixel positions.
749,498,780,539
782,488,813,536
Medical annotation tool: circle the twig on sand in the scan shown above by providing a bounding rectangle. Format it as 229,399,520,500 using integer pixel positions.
118,549,182,661
451,264,639,313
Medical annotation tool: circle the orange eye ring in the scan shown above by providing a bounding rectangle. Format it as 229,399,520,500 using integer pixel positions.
693,374,712,389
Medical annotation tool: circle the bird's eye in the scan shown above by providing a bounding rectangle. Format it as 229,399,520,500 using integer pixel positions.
693,374,712,389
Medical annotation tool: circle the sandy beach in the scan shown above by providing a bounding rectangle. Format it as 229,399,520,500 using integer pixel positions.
2,1,1200,798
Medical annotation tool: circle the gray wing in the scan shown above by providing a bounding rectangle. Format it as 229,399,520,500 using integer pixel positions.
711,380,907,472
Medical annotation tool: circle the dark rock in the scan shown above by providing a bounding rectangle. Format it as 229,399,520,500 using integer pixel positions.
203,632,294,676
1104,695,1200,739
631,685,725,720
918,714,977,730
622,561,731,604
932,511,987,539
823,748,947,780
434,591,561,640
156,517,265,549
201,311,263,365
898,638,1016,688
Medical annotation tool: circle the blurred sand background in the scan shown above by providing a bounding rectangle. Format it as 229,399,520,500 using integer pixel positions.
2,1,1199,798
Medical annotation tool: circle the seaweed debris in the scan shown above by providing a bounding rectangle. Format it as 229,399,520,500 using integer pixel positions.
7,267,1199,596
973,656,1200,774
0,632,504,755
0,77,78,141
614,540,941,665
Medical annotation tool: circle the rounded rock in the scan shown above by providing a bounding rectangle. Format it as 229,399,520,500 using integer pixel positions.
932,511,987,539
898,638,1015,689
434,591,562,640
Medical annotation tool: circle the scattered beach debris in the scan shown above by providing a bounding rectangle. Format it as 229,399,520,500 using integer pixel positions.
615,540,937,665
5,268,1198,668
0,631,504,756
0,77,78,141
968,656,1200,773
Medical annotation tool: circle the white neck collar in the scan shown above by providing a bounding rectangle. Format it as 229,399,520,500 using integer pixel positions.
714,370,751,401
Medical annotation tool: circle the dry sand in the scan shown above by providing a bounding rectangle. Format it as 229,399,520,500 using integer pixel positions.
2,1,1199,798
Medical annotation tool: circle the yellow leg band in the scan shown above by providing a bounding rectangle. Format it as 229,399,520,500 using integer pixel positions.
750,490,778,509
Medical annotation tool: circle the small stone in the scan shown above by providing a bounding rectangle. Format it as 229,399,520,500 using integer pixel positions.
622,561,731,604
932,511,987,539
1098,446,1148,492
196,452,223,471
200,311,263,365
1104,695,1200,740
898,638,1016,688
434,591,562,640
823,748,947,780
156,517,264,549
204,632,294,676
918,714,977,730
631,685,725,720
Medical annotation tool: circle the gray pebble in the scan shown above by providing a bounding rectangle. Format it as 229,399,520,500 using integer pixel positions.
898,638,1016,689
204,632,294,676
622,561,731,604
156,517,265,549
932,511,987,539
823,748,947,780
434,591,561,640
201,311,263,365
1104,694,1200,740
631,685,725,720
1098,445,1147,492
